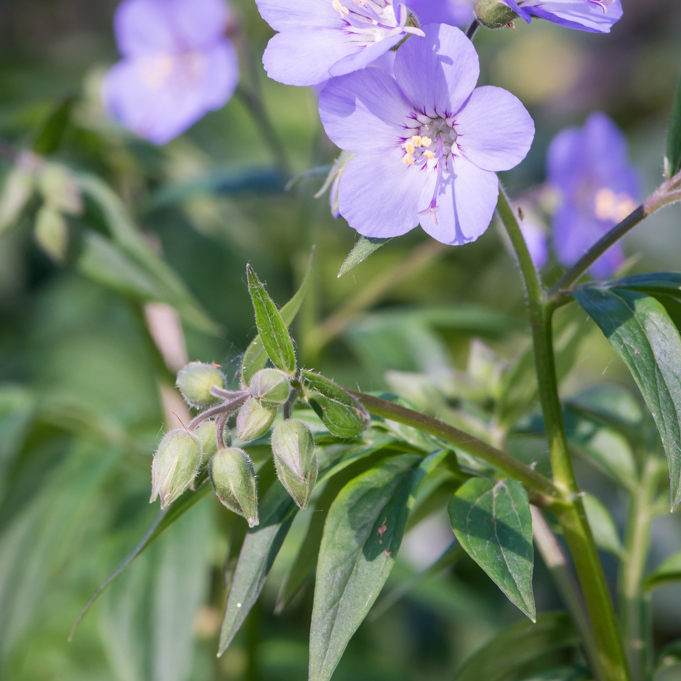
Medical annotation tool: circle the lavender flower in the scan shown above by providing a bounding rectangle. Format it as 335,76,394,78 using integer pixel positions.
318,24,534,245
504,0,622,33
404,0,474,27
103,0,239,145
255,0,424,87
548,112,640,277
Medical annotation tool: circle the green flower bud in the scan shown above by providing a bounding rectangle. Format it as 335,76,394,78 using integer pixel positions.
38,163,82,216
237,397,277,442
209,447,259,527
150,429,202,509
34,205,69,263
474,0,518,29
248,368,291,408
193,420,218,461
176,361,225,408
271,419,318,509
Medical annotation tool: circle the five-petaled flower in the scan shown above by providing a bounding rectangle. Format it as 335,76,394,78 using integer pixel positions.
548,112,640,277
504,0,623,33
255,0,424,87
103,0,239,145
318,24,534,246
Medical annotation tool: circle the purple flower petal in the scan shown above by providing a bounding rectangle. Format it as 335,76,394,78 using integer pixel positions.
455,86,535,172
418,156,499,245
328,32,405,78
255,0,341,32
338,149,427,238
511,0,623,33
115,0,228,56
319,67,413,153
404,0,474,27
103,41,238,145
394,24,479,118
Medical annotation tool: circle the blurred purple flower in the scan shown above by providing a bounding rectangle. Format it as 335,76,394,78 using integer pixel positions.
255,0,424,87
103,0,239,145
548,112,640,277
318,24,534,245
504,0,622,33
404,0,474,28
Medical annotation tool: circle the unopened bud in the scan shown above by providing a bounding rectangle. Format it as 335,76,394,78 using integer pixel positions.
176,361,225,407
151,429,202,509
209,447,259,527
474,0,518,29
237,397,276,442
193,420,218,461
271,419,318,509
38,163,82,216
34,205,68,262
249,368,291,408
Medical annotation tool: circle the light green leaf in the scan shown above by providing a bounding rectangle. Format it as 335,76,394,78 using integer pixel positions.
448,478,535,620
646,550,681,591
455,613,579,681
301,370,369,439
309,452,442,681
338,236,389,278
583,493,623,558
666,75,681,178
241,251,313,384
575,286,681,509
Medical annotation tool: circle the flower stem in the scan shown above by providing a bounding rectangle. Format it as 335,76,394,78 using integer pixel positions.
619,457,661,681
496,188,631,681
466,19,481,40
350,390,560,507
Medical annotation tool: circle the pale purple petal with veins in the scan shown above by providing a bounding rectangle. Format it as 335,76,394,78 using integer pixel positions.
504,0,622,33
404,0,474,27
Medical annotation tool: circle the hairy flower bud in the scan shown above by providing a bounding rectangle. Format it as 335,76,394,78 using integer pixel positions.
237,397,277,442
150,429,202,509
271,419,318,509
193,420,218,461
474,0,518,29
209,447,259,527
248,368,291,408
176,361,225,407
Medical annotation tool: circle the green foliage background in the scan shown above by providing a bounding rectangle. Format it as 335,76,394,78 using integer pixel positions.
2,1,681,680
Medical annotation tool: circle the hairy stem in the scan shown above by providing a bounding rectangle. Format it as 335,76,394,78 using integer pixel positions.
497,188,630,681
350,390,560,506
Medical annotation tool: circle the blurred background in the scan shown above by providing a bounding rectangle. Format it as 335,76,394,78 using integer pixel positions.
2,1,681,679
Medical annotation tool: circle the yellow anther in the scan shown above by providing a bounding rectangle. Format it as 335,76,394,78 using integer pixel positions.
411,135,422,147
405,141,415,154
421,136,432,148
402,154,415,166
333,0,349,14
423,150,435,159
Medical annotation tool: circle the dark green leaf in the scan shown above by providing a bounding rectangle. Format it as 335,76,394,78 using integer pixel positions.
302,370,369,439
575,287,681,508
31,97,73,156
241,251,313,384
309,452,442,681
338,236,389,278
449,478,535,620
666,75,681,178
70,477,211,640
455,613,579,681
218,479,298,655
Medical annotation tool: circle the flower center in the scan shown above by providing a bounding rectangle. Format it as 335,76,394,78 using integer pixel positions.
593,187,636,222
331,0,423,43
400,115,458,167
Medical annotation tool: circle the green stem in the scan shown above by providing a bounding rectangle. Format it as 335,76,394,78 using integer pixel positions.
496,188,630,681
350,390,560,507
619,457,661,681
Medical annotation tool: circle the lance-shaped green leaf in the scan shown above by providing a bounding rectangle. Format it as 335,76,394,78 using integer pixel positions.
218,478,298,654
32,96,74,155
302,370,370,439
575,286,681,509
449,478,535,620
338,236,389,278
666,75,681,179
244,267,299,380
609,272,681,305
309,451,444,681
455,613,579,681
646,550,681,591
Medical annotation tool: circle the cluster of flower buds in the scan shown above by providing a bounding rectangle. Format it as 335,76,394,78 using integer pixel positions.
150,265,371,525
